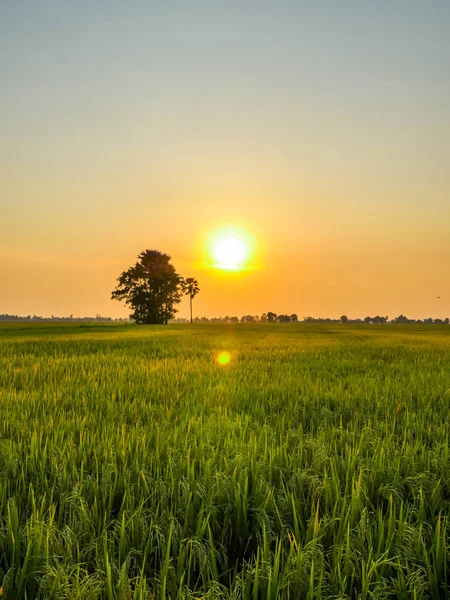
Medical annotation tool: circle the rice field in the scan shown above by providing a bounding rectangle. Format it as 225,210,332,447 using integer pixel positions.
0,322,449,599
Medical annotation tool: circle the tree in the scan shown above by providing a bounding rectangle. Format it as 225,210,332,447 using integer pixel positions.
182,277,200,324
372,315,387,324
267,312,277,323
340,315,348,324
290,314,298,323
241,315,255,323
111,250,183,324
277,314,290,323
393,314,410,324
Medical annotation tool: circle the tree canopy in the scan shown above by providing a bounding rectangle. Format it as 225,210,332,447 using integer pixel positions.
111,250,184,324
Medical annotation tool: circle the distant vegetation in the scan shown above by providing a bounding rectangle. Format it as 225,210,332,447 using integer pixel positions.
2,312,448,325
0,313,129,322
174,313,450,324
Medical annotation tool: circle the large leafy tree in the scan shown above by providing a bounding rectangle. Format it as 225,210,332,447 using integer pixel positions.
112,250,184,324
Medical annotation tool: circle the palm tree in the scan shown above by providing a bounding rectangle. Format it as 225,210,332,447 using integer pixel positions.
183,278,200,323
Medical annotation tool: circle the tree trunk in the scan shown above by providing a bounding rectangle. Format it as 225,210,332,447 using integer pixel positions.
190,296,193,324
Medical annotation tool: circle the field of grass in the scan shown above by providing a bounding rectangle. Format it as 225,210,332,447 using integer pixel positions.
0,322,449,599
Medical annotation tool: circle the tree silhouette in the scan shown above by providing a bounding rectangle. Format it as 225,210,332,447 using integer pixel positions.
277,314,290,323
111,250,183,324
182,278,200,323
393,314,410,324
267,312,277,323
340,315,349,324
241,315,255,322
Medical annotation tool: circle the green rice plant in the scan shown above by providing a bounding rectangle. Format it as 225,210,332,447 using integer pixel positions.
0,322,449,598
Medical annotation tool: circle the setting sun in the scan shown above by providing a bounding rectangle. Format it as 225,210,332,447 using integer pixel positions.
208,228,253,271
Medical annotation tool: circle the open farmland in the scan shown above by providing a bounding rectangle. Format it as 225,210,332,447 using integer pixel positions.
0,323,449,599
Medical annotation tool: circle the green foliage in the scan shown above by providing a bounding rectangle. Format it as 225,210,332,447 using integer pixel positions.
0,323,449,598
111,250,183,324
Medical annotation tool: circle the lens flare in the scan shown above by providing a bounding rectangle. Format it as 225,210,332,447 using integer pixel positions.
217,351,231,365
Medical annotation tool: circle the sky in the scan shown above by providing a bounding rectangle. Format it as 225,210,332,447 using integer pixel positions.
1,0,450,320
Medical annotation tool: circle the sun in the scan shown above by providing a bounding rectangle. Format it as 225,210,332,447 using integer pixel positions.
208,228,253,271
213,236,247,270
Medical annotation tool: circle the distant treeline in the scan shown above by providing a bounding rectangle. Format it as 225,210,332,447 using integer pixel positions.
1,313,448,324
173,313,450,324
0,314,129,322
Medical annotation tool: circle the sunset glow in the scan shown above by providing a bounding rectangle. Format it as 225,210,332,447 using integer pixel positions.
208,228,253,272
2,2,449,322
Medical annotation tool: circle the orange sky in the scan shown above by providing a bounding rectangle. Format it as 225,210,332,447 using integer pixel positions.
1,1,450,320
